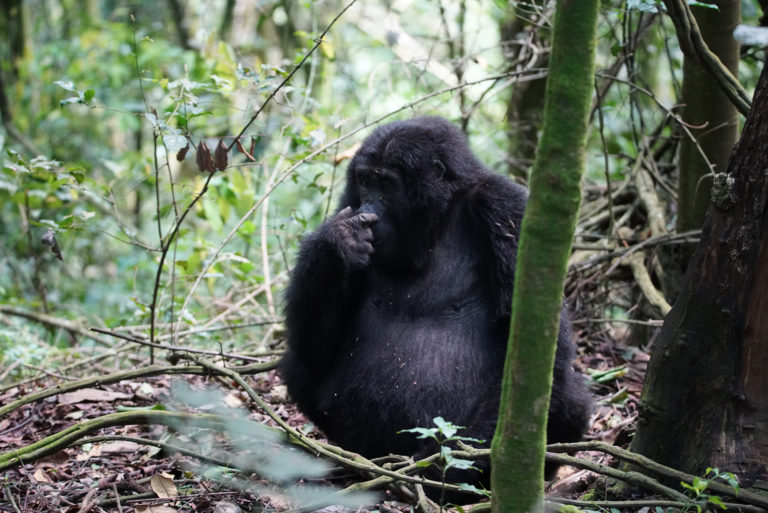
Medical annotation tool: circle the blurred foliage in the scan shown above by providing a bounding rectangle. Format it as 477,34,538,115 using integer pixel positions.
0,0,765,380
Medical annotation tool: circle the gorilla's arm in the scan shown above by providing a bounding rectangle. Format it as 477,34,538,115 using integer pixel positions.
465,172,529,318
283,208,377,374
467,172,592,447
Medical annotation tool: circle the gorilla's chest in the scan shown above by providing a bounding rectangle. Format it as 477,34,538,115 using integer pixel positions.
348,231,500,360
339,240,503,407
363,236,489,321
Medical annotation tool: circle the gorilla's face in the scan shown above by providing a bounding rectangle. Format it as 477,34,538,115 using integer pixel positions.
353,164,406,265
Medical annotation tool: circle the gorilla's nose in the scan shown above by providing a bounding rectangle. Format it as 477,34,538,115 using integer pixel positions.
358,203,378,216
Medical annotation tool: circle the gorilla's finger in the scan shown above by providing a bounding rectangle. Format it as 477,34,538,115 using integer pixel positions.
357,213,379,226
337,206,353,218
360,228,374,243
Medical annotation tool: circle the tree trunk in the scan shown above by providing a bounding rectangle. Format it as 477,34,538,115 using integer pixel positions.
490,0,598,511
1,0,25,78
167,0,192,50
219,0,236,42
631,60,768,485
500,1,548,179
676,0,740,234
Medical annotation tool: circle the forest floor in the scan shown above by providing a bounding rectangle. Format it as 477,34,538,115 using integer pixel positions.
0,319,648,513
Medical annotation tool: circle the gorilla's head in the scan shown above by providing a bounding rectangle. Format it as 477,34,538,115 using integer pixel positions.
340,117,484,268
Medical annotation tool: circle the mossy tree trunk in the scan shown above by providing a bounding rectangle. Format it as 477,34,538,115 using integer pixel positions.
676,0,740,235
490,1,598,512
631,60,768,487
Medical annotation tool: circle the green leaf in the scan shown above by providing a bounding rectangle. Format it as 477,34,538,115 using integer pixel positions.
433,416,461,438
60,96,82,106
627,0,659,12
83,89,95,102
53,80,76,92
687,0,719,9
692,476,707,493
58,215,74,229
587,365,627,383
398,426,439,441
456,483,490,497
202,197,223,232
445,456,476,471
68,167,86,184
707,496,726,509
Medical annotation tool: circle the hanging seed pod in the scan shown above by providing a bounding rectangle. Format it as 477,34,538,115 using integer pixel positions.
235,137,256,162
196,140,215,173
214,139,228,171
41,228,63,261
249,136,258,158
176,142,190,162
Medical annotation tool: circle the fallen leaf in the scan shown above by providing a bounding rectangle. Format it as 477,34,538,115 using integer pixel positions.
33,468,52,483
223,392,243,408
150,473,178,499
59,389,133,404
213,500,242,513
101,441,141,453
76,443,103,461
136,506,178,513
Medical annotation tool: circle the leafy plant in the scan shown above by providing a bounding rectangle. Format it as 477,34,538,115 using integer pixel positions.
401,416,488,508
678,467,739,513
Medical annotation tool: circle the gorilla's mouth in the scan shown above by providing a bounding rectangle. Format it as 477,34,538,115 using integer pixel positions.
372,236,388,249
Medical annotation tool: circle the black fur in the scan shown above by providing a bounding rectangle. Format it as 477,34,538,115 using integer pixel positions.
281,116,591,498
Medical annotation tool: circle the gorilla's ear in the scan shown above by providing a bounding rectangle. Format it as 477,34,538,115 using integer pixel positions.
432,158,451,180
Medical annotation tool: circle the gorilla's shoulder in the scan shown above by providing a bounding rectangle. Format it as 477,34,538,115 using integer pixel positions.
464,171,528,228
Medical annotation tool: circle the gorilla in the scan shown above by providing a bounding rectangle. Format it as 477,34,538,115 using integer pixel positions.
280,116,591,499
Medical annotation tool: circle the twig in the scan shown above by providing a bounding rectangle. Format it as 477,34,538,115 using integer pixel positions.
547,441,768,509
71,435,235,470
548,452,686,502
3,484,23,513
0,410,226,470
569,229,701,274
181,353,472,496
596,72,716,175
627,251,671,315
226,0,359,152
661,0,751,115
594,77,615,234
572,318,663,327
550,498,766,513
89,327,274,362
0,360,275,417
0,343,133,394
175,68,548,332
0,306,112,346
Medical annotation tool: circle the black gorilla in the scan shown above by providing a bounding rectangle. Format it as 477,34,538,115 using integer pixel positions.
281,116,591,496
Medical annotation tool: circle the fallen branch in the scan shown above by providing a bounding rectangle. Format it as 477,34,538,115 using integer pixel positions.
0,410,225,470
547,440,768,509
0,360,276,417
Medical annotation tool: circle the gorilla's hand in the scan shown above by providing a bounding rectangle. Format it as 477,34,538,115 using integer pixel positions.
327,206,378,268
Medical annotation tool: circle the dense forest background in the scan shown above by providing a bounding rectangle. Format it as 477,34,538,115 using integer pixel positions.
1,1,768,512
